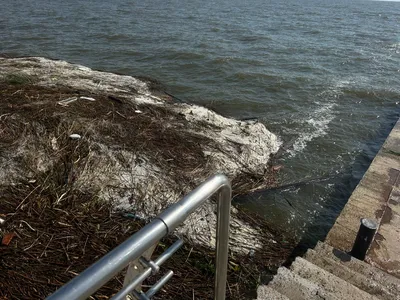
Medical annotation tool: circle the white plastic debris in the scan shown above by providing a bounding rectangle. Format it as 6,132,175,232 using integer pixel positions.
57,96,78,106
69,134,81,140
80,96,96,101
134,110,142,114
51,136,58,151
0,218,5,226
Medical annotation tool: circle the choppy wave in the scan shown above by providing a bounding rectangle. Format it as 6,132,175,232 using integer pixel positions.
388,42,400,53
289,102,336,156
287,78,351,156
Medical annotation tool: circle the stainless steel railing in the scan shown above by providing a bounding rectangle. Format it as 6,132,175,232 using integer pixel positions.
47,173,232,300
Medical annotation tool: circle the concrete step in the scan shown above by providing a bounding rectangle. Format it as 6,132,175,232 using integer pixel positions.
314,241,400,295
304,248,397,300
268,267,339,300
291,257,379,300
256,285,290,300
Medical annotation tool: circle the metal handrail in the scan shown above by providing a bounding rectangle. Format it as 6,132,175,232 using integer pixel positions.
47,173,232,300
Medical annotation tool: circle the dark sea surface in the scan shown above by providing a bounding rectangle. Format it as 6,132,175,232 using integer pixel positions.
1,0,400,246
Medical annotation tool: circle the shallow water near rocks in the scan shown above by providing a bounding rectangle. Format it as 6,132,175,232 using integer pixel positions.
1,0,400,246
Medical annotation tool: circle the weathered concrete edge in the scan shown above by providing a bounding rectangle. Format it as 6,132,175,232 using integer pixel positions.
325,118,400,277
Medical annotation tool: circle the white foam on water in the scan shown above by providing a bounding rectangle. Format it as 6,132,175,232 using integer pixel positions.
388,42,400,54
287,78,353,157
288,102,336,156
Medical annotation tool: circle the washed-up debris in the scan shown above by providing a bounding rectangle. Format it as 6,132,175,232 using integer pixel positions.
57,96,96,107
0,113,11,120
164,91,185,103
69,134,81,140
134,110,142,114
239,116,258,122
108,95,123,104
2,232,16,246
239,117,258,125
249,249,255,257
20,220,36,231
121,212,146,221
51,136,58,151
0,214,6,226
272,165,283,172
57,96,78,107
80,96,96,101
0,57,293,300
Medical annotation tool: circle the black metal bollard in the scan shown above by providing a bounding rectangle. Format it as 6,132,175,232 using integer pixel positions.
350,218,378,260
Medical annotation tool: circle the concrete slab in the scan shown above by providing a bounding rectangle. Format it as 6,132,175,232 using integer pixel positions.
350,184,389,206
313,242,400,295
382,123,400,154
325,222,357,252
367,154,400,179
290,257,378,300
367,208,400,279
256,285,290,300
388,186,400,215
268,267,339,300
358,170,395,202
326,118,400,278
326,171,394,251
326,197,383,252
304,248,396,300
336,201,382,230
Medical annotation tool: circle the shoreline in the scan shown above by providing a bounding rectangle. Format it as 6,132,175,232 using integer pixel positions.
0,56,296,299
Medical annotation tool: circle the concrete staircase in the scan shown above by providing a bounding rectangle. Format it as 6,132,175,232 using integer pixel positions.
257,241,400,300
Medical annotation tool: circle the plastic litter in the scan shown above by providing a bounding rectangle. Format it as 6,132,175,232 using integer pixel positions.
2,232,16,246
57,97,78,106
122,212,145,221
80,96,96,101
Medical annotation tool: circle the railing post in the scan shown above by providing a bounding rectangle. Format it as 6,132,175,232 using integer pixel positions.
123,243,157,298
157,174,232,300
214,185,231,300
